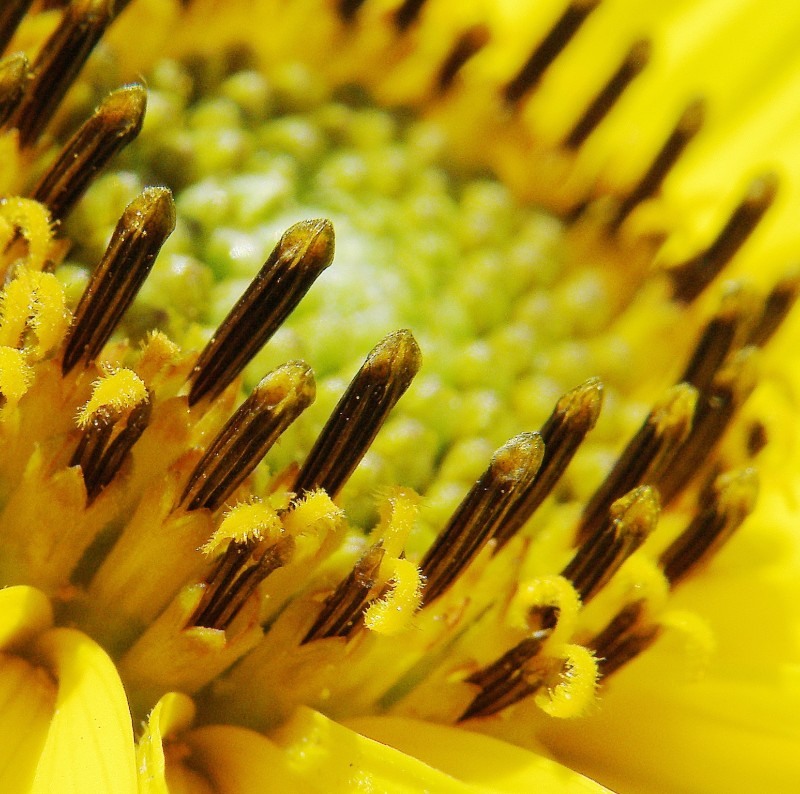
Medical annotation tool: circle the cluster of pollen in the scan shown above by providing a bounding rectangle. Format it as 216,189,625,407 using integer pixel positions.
0,1,796,777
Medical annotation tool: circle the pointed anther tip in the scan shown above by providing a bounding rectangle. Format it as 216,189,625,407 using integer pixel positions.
99,82,147,124
715,467,759,516
653,383,698,435
0,52,29,80
610,485,660,541
491,432,545,482
128,186,177,235
253,360,316,409
366,329,423,385
558,376,604,426
281,218,335,272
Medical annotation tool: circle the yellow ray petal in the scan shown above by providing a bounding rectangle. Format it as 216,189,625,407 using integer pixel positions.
30,628,137,794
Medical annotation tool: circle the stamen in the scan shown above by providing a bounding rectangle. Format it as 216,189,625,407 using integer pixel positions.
611,99,705,232
420,432,545,605
302,542,385,643
678,282,759,393
187,219,334,406
291,329,421,499
0,0,34,56
565,39,650,150
31,84,147,226
61,187,176,375
436,24,491,94
0,53,29,127
503,0,600,105
9,0,117,147
655,347,757,506
179,361,316,512
747,270,800,347
460,634,548,721
575,384,696,545
71,398,152,503
394,0,427,32
194,536,296,630
561,485,659,603
492,378,603,551
337,0,367,23
668,174,778,303
660,467,758,586
589,600,659,677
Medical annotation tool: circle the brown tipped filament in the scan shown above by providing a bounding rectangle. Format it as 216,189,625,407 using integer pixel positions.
575,383,697,545
71,397,152,504
437,24,491,94
589,601,658,678
187,219,334,406
61,187,176,374
337,0,367,22
679,282,759,393
32,84,147,225
420,433,545,605
565,39,650,150
394,0,427,31
193,536,296,630
0,1,35,56
180,361,316,512
503,1,599,105
292,329,421,500
461,634,548,721
9,0,117,147
0,53,29,127
492,378,603,551
302,543,385,643
669,174,778,303
655,348,757,506
611,99,705,232
748,271,800,347
660,468,758,586
562,485,659,603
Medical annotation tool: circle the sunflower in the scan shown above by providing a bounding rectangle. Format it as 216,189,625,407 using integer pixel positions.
1,1,799,792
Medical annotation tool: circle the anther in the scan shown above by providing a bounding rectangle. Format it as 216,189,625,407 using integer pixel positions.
71,397,152,504
194,536,296,630
611,99,705,232
302,543,385,643
660,468,758,586
503,0,600,105
179,361,316,512
668,174,778,303
394,0,427,31
678,282,760,393
655,347,757,506
460,634,548,721
747,270,800,347
61,187,176,375
187,219,334,406
589,600,658,678
31,84,147,226
565,39,650,150
337,0,367,23
492,378,603,551
575,384,696,546
0,0,35,56
436,24,491,94
292,329,421,500
562,485,659,603
0,53,29,127
9,0,117,147
420,432,545,605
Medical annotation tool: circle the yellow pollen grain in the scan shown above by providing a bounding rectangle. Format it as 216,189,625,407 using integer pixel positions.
363,557,424,636
202,500,283,557
77,368,148,427
0,346,33,407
